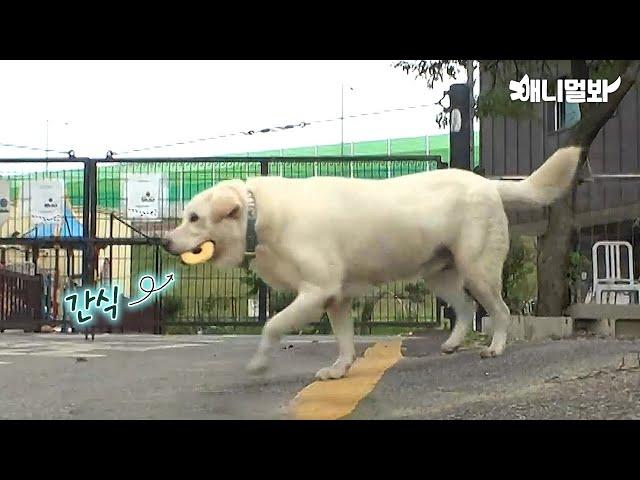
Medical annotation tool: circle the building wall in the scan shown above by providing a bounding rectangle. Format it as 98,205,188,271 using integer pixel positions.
480,65,640,232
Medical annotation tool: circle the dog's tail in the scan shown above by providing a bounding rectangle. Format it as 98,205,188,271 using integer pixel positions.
492,146,582,210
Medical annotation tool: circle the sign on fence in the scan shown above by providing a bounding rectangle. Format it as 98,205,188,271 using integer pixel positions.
126,174,162,219
30,180,64,225
0,180,10,229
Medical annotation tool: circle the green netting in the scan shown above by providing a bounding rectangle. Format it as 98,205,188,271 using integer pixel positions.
353,140,388,156
391,136,427,154
282,147,316,157
250,150,281,157
317,144,343,156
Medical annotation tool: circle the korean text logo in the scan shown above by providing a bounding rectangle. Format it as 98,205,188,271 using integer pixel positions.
63,273,174,327
509,74,621,103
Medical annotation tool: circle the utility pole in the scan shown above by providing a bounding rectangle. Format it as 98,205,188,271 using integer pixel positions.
448,83,471,170
340,83,354,157
440,76,473,331
341,82,344,156
467,60,475,169
45,120,49,173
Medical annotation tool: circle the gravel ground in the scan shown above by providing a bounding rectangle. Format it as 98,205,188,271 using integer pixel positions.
349,333,640,420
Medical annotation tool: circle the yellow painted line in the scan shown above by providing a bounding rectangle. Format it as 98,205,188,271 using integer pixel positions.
290,340,403,420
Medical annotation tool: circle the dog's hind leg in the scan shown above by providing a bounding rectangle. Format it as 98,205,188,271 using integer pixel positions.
426,268,476,354
464,273,510,358
246,284,335,375
315,298,355,380
454,203,511,358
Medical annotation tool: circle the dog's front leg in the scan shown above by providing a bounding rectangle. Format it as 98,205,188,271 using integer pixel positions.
315,298,355,380
246,286,328,375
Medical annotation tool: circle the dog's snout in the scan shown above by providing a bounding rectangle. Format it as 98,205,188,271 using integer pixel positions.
161,237,173,253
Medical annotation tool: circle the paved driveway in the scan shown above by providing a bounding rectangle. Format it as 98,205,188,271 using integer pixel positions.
1,331,639,419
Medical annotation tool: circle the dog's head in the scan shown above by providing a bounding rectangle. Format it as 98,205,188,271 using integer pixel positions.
162,180,248,267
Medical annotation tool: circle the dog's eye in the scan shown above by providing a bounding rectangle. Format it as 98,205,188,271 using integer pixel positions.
189,213,199,223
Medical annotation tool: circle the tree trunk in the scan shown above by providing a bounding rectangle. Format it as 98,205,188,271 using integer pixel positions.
536,190,575,315
536,60,640,315
359,292,386,334
359,298,375,335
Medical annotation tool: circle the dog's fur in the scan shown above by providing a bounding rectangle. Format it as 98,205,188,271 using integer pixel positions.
164,146,582,380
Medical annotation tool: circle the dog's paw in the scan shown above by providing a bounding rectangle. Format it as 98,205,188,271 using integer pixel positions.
246,354,270,375
440,342,460,354
480,347,503,359
315,362,351,381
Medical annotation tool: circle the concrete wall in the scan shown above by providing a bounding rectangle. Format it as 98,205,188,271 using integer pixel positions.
482,315,574,342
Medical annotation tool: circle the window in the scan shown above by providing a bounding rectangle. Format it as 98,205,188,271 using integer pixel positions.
548,99,582,132
559,102,581,130
546,76,582,133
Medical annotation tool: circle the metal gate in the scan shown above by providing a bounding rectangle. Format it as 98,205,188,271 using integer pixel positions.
0,268,46,332
0,153,444,334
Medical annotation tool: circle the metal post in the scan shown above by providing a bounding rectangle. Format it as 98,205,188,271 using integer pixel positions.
39,274,46,332
467,60,475,169
258,160,269,325
109,212,114,283
81,158,97,289
154,245,161,334
449,83,472,170
449,80,486,331
340,84,354,158
32,247,39,275
340,83,344,157
387,139,392,178
314,145,318,176
444,83,474,330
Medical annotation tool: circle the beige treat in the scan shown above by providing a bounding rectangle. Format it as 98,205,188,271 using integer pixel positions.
180,241,215,265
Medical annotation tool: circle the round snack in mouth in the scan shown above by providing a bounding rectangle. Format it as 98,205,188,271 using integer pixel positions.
180,241,215,265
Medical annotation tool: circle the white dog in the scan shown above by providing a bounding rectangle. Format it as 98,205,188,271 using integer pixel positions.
163,146,581,380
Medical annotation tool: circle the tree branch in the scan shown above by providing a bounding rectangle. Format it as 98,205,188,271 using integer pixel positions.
572,60,590,118
434,90,450,111
541,60,555,79
569,60,640,149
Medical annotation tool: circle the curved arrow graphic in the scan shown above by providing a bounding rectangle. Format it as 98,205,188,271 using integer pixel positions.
128,273,175,307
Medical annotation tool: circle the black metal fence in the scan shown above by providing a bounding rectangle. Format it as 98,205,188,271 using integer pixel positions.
0,154,445,333
0,268,46,332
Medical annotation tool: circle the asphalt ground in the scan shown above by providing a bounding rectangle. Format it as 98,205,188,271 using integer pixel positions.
1,331,639,420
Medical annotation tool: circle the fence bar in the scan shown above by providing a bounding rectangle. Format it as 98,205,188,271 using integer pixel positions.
81,158,97,288
94,155,441,164
258,160,269,325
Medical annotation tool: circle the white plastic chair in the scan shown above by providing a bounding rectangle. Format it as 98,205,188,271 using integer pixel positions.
592,241,640,304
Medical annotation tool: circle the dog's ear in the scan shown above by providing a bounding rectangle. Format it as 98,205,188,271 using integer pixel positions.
210,187,242,223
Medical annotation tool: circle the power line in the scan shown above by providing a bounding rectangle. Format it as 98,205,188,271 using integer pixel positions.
114,121,309,156
112,102,442,156
0,101,446,158
0,141,69,156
